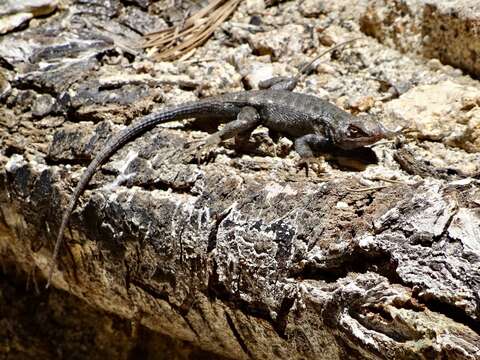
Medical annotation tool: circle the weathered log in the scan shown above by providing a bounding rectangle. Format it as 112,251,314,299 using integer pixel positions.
1,0,479,359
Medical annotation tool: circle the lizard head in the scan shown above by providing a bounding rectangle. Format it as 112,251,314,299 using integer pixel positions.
331,114,393,150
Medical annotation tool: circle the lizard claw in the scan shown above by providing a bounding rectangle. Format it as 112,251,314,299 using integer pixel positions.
297,156,325,177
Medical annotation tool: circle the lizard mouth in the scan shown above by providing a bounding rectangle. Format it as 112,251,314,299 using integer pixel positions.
337,137,379,150
338,122,394,150
337,129,390,149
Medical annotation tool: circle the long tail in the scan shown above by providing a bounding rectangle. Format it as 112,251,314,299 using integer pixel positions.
46,101,212,287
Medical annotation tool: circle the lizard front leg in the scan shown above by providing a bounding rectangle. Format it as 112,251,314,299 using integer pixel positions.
258,39,359,92
258,76,298,91
294,134,330,176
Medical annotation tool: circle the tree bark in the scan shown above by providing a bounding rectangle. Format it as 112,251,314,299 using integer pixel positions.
1,0,479,359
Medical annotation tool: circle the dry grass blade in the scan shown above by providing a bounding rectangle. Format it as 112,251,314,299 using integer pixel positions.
143,0,242,61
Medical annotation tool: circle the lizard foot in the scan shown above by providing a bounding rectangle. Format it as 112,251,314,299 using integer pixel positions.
297,156,325,177
184,134,222,164
184,139,206,163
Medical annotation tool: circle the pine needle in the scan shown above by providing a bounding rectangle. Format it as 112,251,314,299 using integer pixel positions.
143,0,242,61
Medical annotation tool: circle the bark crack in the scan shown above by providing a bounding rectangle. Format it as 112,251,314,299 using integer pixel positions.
207,207,233,253
225,311,252,359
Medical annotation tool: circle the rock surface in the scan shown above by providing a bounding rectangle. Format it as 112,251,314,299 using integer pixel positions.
360,0,480,77
1,0,480,359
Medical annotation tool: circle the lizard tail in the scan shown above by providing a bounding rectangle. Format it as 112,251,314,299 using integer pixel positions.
46,102,211,288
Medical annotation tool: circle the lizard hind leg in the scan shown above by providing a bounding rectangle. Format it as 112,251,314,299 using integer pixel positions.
189,106,261,162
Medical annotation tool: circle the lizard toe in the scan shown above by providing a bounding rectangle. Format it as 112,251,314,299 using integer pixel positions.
296,156,325,177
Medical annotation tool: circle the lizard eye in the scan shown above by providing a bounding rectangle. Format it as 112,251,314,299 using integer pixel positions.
347,125,367,138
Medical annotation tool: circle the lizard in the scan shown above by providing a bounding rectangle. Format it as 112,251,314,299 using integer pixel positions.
46,39,393,287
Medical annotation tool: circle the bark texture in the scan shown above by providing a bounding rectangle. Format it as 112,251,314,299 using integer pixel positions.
1,0,480,359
